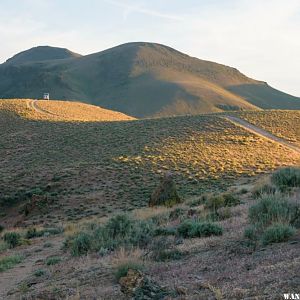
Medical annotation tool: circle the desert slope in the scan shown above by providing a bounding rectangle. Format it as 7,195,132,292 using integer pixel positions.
0,42,300,117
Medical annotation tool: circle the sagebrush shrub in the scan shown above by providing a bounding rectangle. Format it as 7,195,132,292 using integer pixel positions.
114,261,144,281
252,183,277,198
262,224,296,245
223,193,240,207
46,256,61,265
3,232,21,248
177,219,223,238
67,214,156,256
70,232,92,256
248,194,294,227
271,167,300,189
0,254,23,272
205,196,224,210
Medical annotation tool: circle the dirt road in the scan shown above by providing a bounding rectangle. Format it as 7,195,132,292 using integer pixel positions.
27,100,58,116
224,115,300,154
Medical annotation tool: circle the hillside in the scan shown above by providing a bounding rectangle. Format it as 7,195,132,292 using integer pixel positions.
0,107,299,299
1,108,299,224
0,99,135,122
0,42,300,117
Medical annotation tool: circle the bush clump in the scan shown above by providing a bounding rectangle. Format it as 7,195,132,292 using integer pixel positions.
114,261,144,281
261,224,296,245
271,167,300,190
26,227,63,239
3,232,21,248
244,193,299,246
205,193,240,211
149,173,182,207
0,254,23,272
252,182,277,198
177,219,223,238
152,248,184,261
46,256,61,265
248,194,295,227
70,232,92,256
67,214,156,256
205,195,224,210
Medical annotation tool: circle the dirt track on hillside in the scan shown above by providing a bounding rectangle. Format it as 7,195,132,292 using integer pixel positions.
224,115,300,154
27,100,58,116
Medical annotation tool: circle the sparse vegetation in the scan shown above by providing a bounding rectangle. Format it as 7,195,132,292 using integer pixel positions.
261,223,296,245
0,254,23,272
177,219,223,238
0,100,299,299
3,232,21,248
245,193,299,245
271,167,300,190
114,261,144,281
33,268,46,277
66,214,156,256
46,256,61,266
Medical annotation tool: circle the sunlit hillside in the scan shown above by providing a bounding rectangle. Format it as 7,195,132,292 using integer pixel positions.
0,99,135,122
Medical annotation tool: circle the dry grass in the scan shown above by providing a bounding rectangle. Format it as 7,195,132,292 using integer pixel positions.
0,99,135,122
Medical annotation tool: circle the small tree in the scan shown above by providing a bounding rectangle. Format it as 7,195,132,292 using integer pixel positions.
149,173,182,207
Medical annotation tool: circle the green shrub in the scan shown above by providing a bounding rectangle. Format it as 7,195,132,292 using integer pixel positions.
252,183,277,198
3,232,21,248
34,269,46,277
0,241,9,252
0,255,23,272
205,196,224,211
46,256,61,265
153,248,184,261
271,167,300,189
290,206,300,229
216,207,232,220
0,225,4,233
106,214,133,238
26,227,63,239
67,214,156,256
43,227,63,236
154,227,177,236
223,193,240,207
114,261,144,281
244,225,259,241
177,220,223,238
26,228,40,239
262,224,296,245
149,174,182,207
169,208,186,220
249,194,294,227
70,232,92,256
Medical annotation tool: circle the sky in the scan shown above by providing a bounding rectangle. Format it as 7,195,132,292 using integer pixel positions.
0,0,299,96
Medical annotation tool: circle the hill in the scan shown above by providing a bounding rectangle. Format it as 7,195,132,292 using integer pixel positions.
0,42,300,117
5,46,81,65
0,99,135,122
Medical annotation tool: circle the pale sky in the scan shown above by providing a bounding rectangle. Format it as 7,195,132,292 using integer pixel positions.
0,0,299,96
